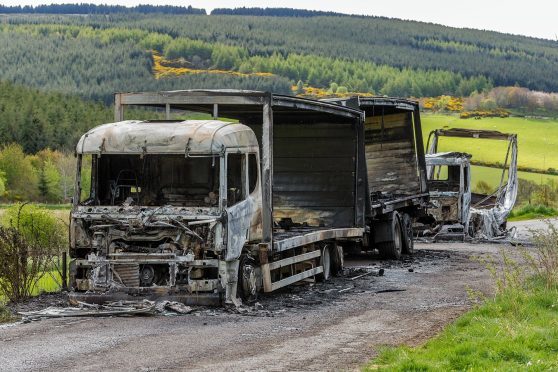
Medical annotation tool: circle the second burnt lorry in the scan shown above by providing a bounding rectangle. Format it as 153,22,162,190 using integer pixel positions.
69,90,428,306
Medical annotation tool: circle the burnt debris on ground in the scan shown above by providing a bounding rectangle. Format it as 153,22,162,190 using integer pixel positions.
5,249,459,321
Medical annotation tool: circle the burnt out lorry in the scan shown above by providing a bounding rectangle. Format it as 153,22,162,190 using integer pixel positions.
69,90,428,306
425,128,518,240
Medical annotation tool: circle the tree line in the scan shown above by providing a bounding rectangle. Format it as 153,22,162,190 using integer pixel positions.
210,7,349,17
0,144,77,203
465,86,558,115
0,4,205,15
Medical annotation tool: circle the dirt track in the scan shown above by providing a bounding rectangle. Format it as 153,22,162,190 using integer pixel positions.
0,238,521,372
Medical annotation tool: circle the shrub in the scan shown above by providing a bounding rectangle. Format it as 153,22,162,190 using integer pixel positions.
2,203,66,250
459,109,510,119
0,204,66,302
529,223,558,289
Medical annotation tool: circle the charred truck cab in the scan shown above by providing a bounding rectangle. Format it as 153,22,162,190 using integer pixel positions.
425,128,518,240
71,120,262,305
425,152,472,240
70,90,366,305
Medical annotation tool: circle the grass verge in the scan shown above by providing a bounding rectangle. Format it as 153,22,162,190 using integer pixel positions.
366,280,558,371
508,204,558,221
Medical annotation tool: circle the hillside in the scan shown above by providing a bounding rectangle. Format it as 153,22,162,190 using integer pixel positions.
0,9,557,103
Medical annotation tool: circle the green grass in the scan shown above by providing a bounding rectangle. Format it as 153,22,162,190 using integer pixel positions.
508,205,558,221
0,303,13,324
367,281,558,371
31,271,63,295
422,114,558,172
0,270,63,304
470,165,558,193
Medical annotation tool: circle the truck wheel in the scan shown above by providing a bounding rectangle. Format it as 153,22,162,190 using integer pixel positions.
317,245,331,281
238,255,258,303
401,213,414,254
330,243,344,276
378,212,403,260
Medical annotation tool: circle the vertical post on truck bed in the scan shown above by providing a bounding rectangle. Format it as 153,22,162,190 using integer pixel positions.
412,107,428,193
262,94,273,244
114,93,124,122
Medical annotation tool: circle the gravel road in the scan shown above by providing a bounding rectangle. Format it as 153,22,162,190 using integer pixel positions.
0,238,534,371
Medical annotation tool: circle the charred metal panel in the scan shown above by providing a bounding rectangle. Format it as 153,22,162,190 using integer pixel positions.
271,123,357,228
273,227,364,252
365,112,420,196
225,196,258,261
325,96,428,214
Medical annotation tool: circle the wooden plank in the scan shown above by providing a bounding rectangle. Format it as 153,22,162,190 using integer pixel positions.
369,176,419,185
268,250,321,271
365,113,410,129
370,181,420,189
365,148,414,159
270,266,323,292
370,184,420,193
366,140,413,152
367,165,416,174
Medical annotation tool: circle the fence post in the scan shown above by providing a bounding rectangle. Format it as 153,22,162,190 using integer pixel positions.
62,251,68,290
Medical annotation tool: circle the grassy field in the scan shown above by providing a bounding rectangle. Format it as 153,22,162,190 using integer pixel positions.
367,279,558,370
471,165,558,191
0,206,70,225
422,114,558,172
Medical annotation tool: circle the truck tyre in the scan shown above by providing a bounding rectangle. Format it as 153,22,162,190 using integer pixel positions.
238,255,258,303
330,243,344,276
317,245,331,281
401,213,414,254
378,212,403,260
